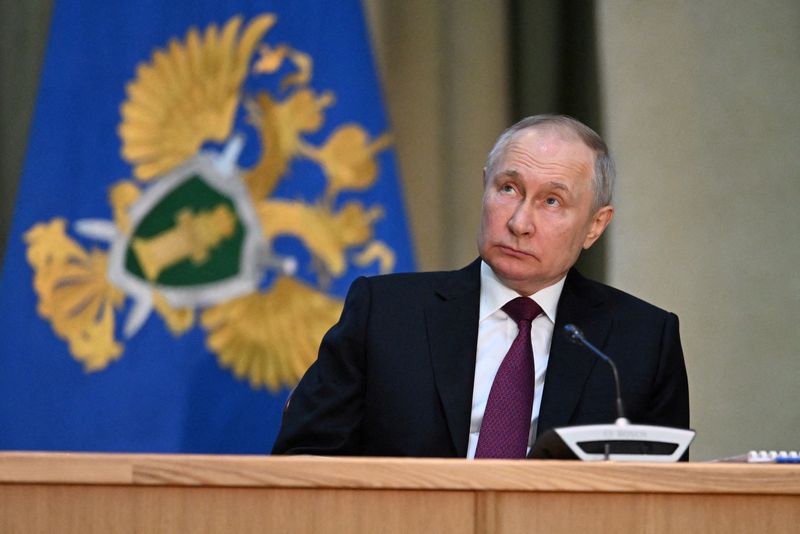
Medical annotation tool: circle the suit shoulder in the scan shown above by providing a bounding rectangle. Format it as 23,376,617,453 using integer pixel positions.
569,270,675,319
355,259,481,298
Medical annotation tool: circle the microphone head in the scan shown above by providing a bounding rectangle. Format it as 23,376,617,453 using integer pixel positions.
563,324,584,344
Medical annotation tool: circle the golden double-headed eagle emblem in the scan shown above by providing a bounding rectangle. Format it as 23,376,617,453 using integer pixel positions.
24,14,396,391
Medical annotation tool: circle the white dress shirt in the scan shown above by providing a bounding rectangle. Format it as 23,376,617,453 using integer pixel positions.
466,261,565,458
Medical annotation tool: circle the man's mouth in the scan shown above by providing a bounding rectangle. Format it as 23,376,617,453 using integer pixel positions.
497,245,535,259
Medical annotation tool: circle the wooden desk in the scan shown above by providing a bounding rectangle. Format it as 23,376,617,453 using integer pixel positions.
1,452,798,533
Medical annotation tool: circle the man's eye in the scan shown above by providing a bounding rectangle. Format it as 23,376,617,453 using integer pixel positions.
501,184,515,193
544,197,560,206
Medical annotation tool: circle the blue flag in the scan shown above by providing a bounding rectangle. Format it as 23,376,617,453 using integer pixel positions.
0,0,414,452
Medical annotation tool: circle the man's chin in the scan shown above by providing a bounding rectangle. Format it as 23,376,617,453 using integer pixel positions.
487,251,534,273
485,256,560,294
488,262,536,286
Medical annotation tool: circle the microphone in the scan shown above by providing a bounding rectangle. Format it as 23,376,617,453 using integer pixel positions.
563,324,626,423
529,324,695,462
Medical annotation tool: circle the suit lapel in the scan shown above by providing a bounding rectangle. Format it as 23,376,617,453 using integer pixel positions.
425,259,481,457
537,269,613,435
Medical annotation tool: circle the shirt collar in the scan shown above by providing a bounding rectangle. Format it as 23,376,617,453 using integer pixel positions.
479,260,566,323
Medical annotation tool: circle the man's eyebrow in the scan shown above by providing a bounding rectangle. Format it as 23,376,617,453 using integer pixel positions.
546,181,570,192
495,172,571,193
498,169,520,178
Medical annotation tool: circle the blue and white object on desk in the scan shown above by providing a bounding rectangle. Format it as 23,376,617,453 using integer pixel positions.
748,450,800,463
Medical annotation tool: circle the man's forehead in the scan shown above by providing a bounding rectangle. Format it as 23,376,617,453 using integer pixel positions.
513,126,588,153
499,129,595,171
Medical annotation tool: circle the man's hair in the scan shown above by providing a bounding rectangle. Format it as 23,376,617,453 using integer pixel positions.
484,114,615,210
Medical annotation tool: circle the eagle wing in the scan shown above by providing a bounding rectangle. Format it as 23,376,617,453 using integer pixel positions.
24,219,125,371
200,277,343,390
118,15,275,180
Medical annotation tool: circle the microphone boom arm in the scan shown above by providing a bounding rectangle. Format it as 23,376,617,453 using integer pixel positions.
564,325,626,423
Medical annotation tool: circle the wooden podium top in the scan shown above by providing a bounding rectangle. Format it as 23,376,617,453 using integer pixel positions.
3,453,800,533
2,451,799,494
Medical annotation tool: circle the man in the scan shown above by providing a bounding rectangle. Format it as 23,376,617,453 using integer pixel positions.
272,115,689,458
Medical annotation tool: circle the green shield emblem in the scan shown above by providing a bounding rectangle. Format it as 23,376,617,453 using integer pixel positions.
125,175,244,286
108,152,270,317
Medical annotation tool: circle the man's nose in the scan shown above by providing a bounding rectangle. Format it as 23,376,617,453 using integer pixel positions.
507,205,534,236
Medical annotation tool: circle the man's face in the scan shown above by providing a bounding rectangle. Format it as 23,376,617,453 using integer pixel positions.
477,127,613,296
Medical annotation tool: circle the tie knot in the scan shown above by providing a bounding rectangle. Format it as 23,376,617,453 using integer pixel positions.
502,296,542,324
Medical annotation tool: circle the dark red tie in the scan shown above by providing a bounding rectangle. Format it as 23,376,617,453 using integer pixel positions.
475,297,542,459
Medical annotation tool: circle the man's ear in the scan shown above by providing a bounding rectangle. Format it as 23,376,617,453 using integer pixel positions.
582,205,614,249
482,167,489,187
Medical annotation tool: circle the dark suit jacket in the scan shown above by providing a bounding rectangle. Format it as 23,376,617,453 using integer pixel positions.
272,259,689,457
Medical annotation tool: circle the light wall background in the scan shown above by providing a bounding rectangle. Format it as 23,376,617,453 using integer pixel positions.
2,1,797,460
597,1,800,460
